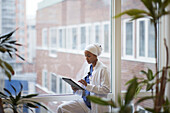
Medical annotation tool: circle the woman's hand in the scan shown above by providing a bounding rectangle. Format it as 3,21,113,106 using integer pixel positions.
78,79,87,86
71,86,78,92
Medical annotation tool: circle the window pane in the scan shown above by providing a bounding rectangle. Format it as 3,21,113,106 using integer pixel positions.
51,74,57,93
139,21,145,57
72,28,77,49
148,21,155,58
126,22,133,55
95,25,100,43
0,0,111,112
121,0,156,109
104,24,109,53
80,27,86,50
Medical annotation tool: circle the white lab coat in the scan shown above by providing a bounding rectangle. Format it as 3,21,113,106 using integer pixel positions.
76,60,111,113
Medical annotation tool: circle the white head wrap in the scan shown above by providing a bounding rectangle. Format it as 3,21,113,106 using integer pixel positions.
85,43,102,56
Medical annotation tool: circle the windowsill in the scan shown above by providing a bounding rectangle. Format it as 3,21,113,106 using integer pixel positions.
121,57,156,63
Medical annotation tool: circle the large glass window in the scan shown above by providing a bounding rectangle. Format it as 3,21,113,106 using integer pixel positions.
1,0,111,112
121,0,156,108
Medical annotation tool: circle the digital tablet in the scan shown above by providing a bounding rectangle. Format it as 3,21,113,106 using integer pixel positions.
62,77,85,90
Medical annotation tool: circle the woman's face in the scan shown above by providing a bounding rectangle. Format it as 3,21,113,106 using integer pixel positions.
84,50,97,64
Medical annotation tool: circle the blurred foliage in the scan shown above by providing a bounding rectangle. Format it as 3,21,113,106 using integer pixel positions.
0,83,48,113
0,28,24,81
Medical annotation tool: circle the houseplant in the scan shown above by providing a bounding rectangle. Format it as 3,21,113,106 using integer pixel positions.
0,28,24,113
0,83,48,113
87,0,170,112
0,29,48,112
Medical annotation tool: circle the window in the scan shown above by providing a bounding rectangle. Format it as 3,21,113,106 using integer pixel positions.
148,21,155,58
95,24,100,43
136,18,155,61
42,70,48,89
51,73,57,93
139,20,145,57
42,28,48,48
2,0,112,112
49,27,57,57
121,0,157,109
123,20,135,58
58,27,66,49
72,27,77,50
103,22,110,53
80,26,86,50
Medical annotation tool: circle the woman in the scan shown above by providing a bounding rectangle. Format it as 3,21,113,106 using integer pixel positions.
57,43,110,113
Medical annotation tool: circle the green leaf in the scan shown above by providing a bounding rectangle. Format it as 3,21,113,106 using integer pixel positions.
26,103,38,108
0,92,7,98
0,47,7,53
3,60,15,75
87,96,117,107
7,51,13,58
125,77,138,105
114,9,149,19
162,0,170,10
0,28,17,39
6,40,17,44
4,88,12,96
125,78,135,85
10,84,17,96
117,94,122,107
30,100,49,110
22,94,38,98
15,53,25,61
4,70,12,81
140,70,147,75
16,83,23,101
146,83,154,91
141,0,153,13
147,68,153,80
144,107,155,112
14,43,22,46
135,85,142,96
9,95,15,104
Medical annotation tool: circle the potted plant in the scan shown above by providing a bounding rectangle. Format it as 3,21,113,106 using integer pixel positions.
87,0,170,112
0,83,48,113
0,29,48,112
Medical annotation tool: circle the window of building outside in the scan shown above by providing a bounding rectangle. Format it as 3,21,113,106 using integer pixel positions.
121,0,156,108
42,28,48,48
49,27,57,57
0,0,160,112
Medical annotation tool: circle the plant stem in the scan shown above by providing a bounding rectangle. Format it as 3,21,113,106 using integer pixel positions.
0,98,4,113
154,20,159,112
